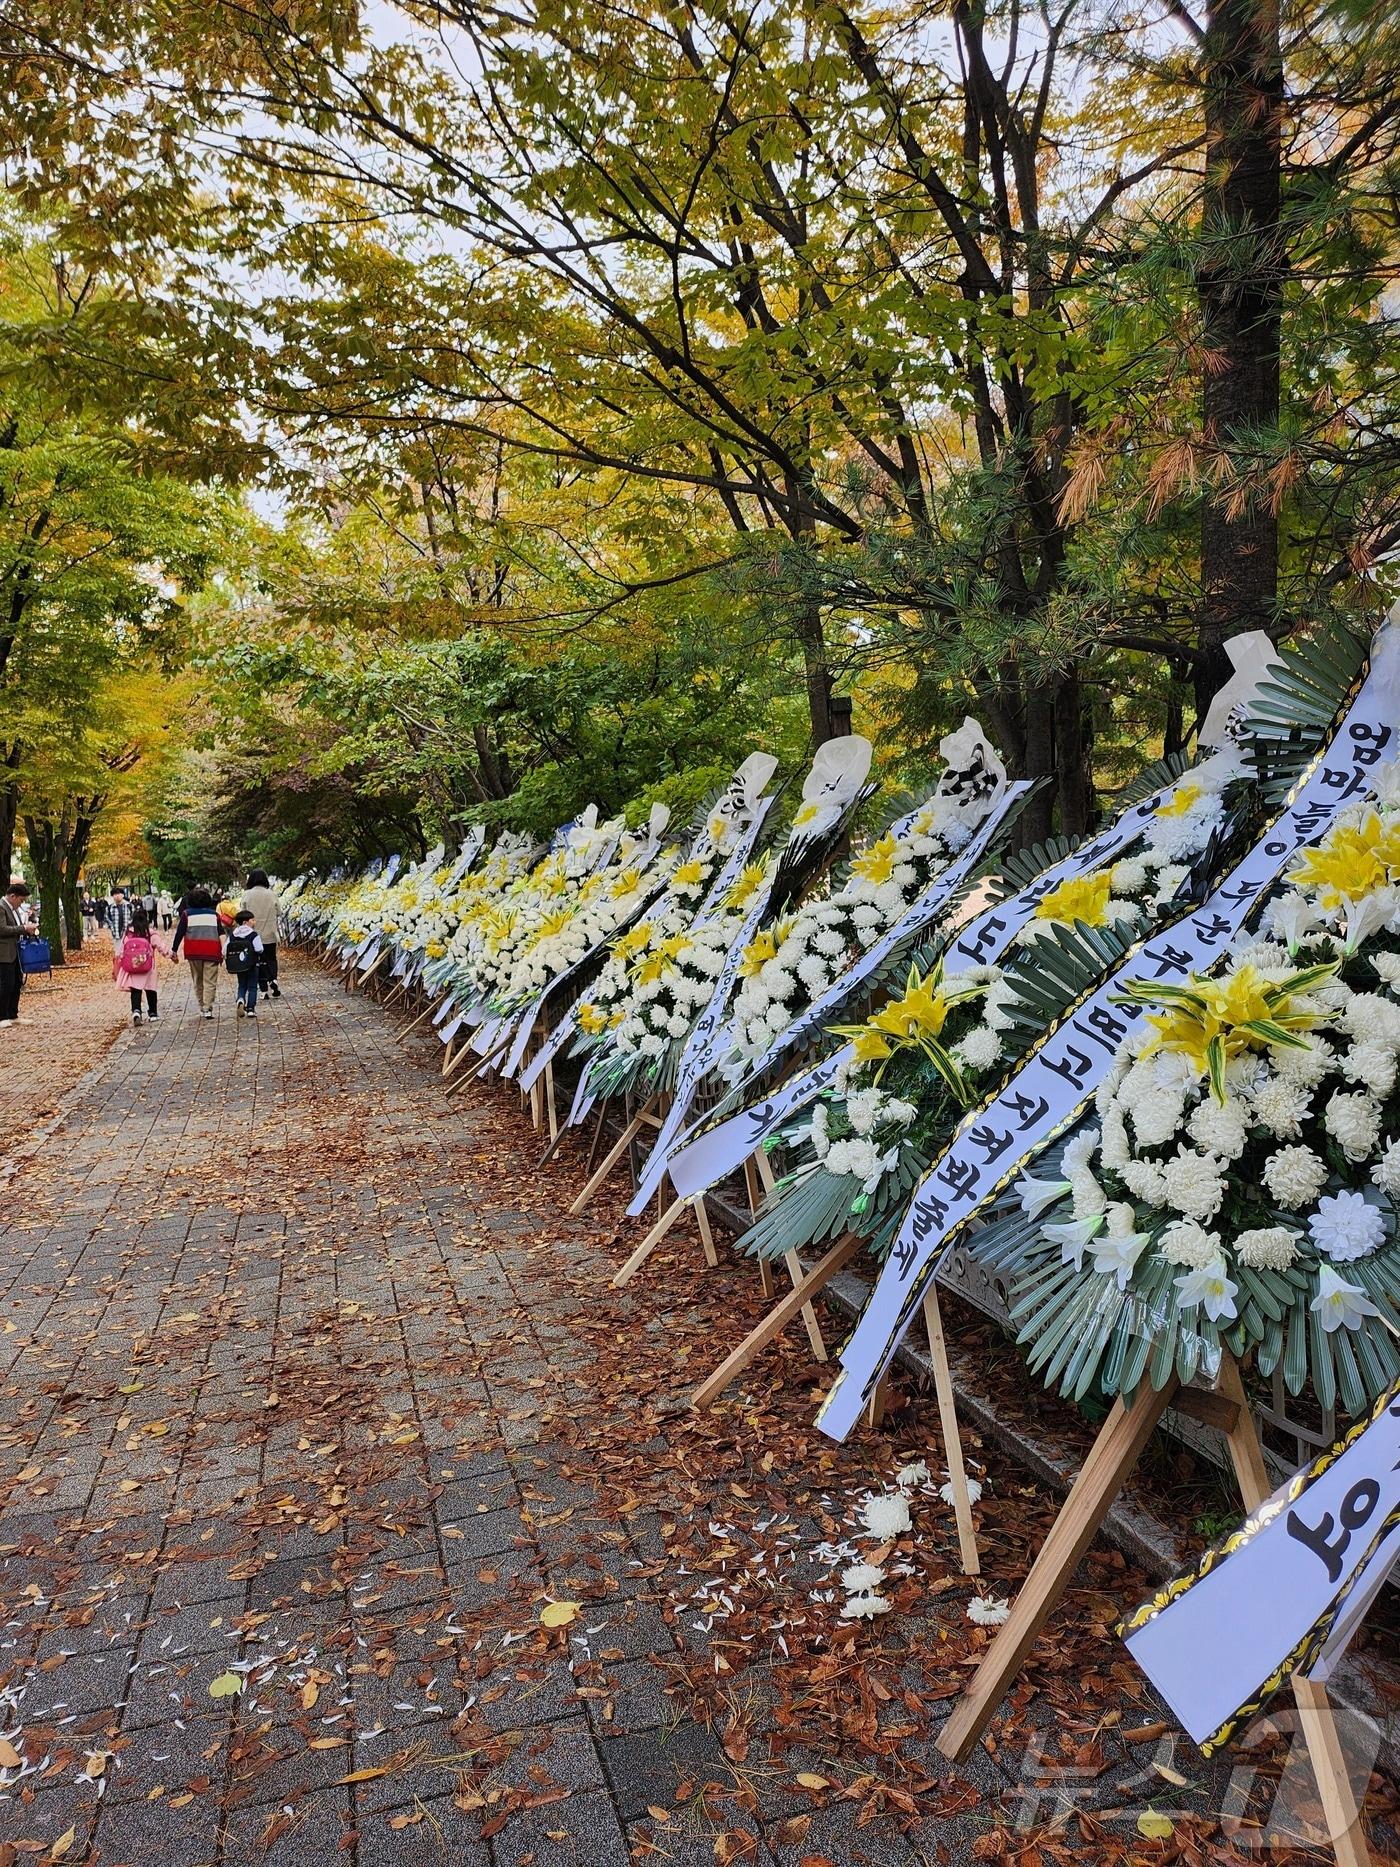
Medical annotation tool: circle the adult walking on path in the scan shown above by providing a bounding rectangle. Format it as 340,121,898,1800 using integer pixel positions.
171,886,224,1018
241,867,282,1000
113,905,169,1025
0,879,36,1026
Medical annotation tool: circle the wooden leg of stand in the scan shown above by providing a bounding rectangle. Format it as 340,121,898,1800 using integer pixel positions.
1215,1359,1374,1867
923,1287,979,1577
613,1195,687,1286
441,1036,460,1077
398,1002,435,1043
744,1159,777,1297
691,1233,862,1409
866,1372,890,1428
935,1379,1179,1764
545,1061,558,1143
583,1104,609,1176
693,1196,719,1269
570,1112,645,1216
786,1251,828,1362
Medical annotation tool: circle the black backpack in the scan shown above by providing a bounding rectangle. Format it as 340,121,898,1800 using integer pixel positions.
225,933,258,976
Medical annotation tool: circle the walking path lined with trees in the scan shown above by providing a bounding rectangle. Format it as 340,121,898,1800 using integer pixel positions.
3,956,1382,1867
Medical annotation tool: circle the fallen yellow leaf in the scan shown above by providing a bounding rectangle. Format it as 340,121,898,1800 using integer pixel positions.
49,1827,76,1860
1137,1810,1175,1840
539,1601,581,1630
0,1738,21,1769
795,1772,829,1790
208,1672,242,1699
301,1682,319,1711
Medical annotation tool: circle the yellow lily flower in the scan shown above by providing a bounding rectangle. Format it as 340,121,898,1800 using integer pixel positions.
852,832,899,887
1156,781,1203,819
1033,871,1114,928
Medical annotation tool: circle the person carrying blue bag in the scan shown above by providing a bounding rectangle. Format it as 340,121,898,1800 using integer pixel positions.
225,909,264,1018
0,880,36,1026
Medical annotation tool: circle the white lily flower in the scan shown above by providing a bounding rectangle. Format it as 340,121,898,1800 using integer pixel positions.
1043,1212,1105,1270
1017,1172,1071,1220
1173,1256,1239,1323
1311,1264,1386,1333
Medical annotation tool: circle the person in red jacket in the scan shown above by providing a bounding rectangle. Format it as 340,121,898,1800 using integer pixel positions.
172,887,225,1019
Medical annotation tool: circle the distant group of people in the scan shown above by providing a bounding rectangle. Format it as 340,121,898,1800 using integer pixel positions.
82,886,177,938
110,871,282,1027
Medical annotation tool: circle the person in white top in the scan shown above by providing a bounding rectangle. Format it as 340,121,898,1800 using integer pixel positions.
240,869,282,1000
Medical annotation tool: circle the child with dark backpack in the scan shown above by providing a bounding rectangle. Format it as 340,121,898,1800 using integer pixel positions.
114,908,169,1025
225,909,264,1018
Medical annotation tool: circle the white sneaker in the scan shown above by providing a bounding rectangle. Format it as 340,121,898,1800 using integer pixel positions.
0,1019,15,1028
246,1006,257,1017
131,1012,142,1026
236,1002,246,1019
202,1008,214,1020
147,1012,159,1022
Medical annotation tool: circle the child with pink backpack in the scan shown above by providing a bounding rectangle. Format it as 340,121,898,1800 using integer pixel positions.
113,907,170,1025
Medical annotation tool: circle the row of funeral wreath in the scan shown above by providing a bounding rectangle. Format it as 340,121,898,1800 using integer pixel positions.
278,615,1400,1778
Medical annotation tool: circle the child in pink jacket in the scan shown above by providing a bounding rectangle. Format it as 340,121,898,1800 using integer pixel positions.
113,907,171,1025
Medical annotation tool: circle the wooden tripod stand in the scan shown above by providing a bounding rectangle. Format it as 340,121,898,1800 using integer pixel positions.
934,1354,1375,1866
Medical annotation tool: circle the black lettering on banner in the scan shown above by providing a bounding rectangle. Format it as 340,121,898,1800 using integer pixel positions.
1190,912,1233,948
1215,879,1260,908
1082,1005,1130,1052
936,1156,981,1199
1349,720,1391,765
958,914,1007,964
908,1193,949,1246
1318,766,1371,803
1285,1478,1383,1585
967,1122,1015,1164
1150,943,1195,979
1044,1042,1096,1090
1264,839,1290,858
1006,1089,1050,1128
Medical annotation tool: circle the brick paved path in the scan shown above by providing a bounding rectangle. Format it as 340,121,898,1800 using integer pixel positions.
0,955,1389,1867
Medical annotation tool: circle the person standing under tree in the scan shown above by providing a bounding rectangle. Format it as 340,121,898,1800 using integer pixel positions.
0,881,36,1027
226,909,263,1018
240,868,282,1000
172,887,224,1019
114,907,169,1025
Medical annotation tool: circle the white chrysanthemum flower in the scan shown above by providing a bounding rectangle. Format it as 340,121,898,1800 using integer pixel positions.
1156,1220,1222,1269
1110,856,1149,894
967,1597,1011,1627
882,1098,918,1129
1249,1075,1311,1140
1342,993,1400,1046
1234,1226,1301,1271
1345,1041,1397,1098
1121,1158,1169,1204
1162,1148,1227,1222
1063,1128,1100,1176
895,1460,930,1488
939,1477,982,1507
1187,1098,1247,1161
841,1562,887,1592
1271,1039,1334,1093
1129,1087,1187,1150
1100,1106,1131,1170
1307,1189,1386,1263
1371,1137,1400,1199
860,1492,912,1540
952,1026,1002,1072
841,1592,892,1621
1263,1144,1329,1209
1323,1092,1382,1163
1370,952,1400,988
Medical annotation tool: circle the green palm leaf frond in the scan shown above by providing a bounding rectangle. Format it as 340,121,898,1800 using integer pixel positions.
998,919,1139,1039
1115,750,1194,809
1242,626,1370,806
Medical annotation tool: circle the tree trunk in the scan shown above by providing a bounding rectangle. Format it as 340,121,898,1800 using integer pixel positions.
21,815,66,963
1019,682,1057,846
794,603,836,746
1196,0,1284,719
0,746,19,883
1054,669,1094,837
